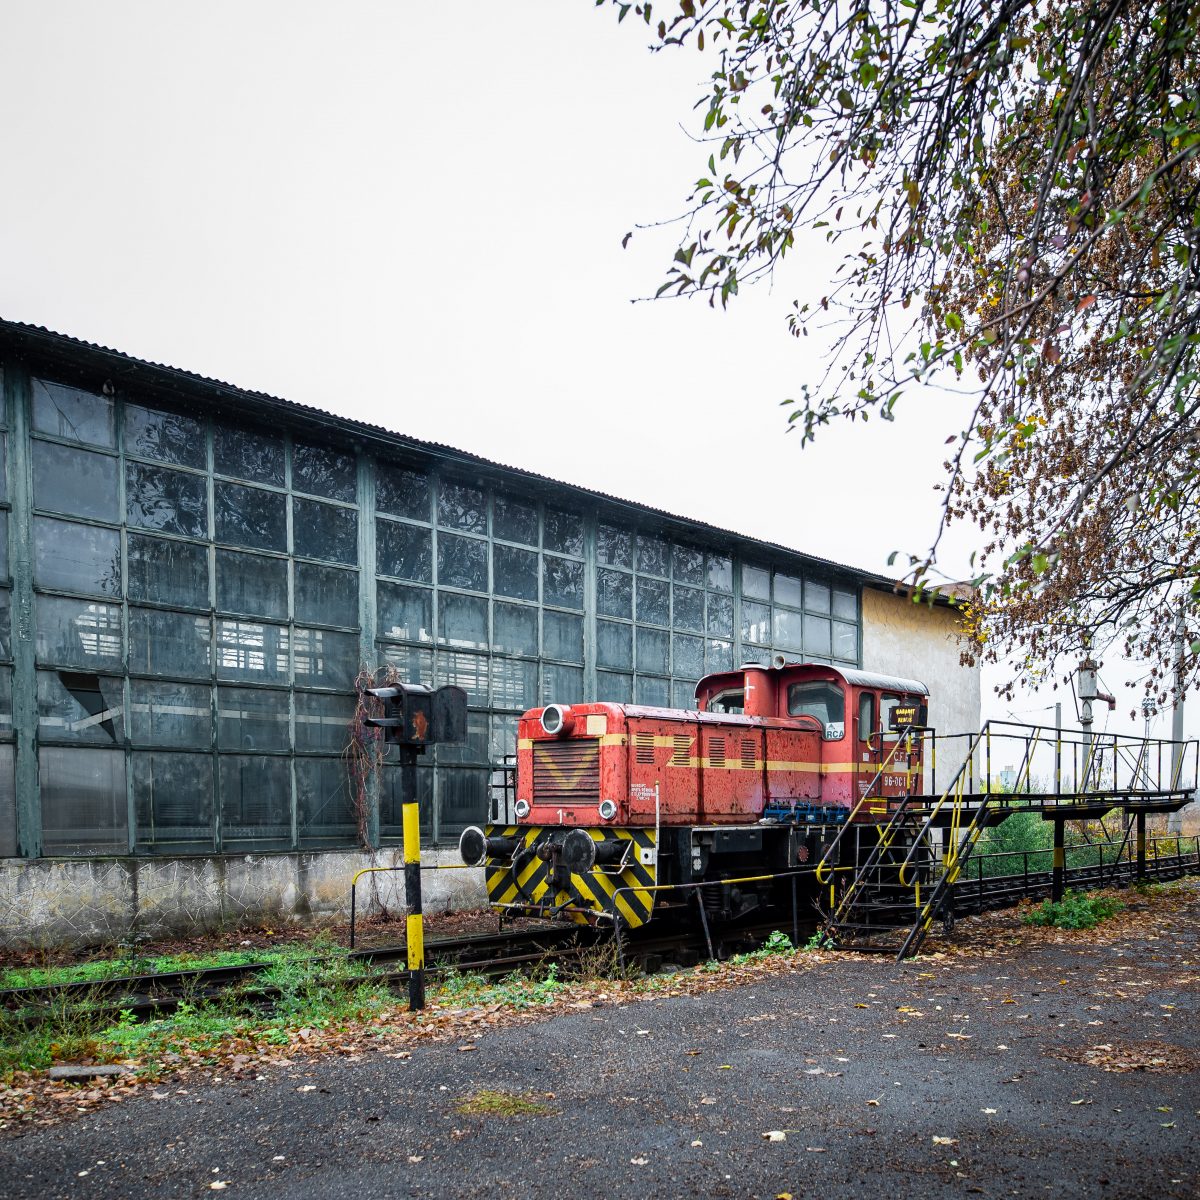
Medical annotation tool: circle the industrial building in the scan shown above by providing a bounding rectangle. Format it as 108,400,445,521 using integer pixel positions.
0,320,978,945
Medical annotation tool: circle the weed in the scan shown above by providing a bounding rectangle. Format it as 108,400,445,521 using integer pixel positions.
727,929,799,966
1022,891,1125,930
455,1089,553,1117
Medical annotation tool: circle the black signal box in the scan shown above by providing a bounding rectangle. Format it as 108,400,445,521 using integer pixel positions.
365,683,468,748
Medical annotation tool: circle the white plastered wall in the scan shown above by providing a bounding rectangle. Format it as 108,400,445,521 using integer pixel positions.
860,588,981,790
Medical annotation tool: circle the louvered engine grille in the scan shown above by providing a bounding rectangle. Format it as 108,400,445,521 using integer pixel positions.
532,739,601,802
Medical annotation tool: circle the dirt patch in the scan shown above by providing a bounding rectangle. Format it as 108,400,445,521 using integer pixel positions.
1047,1038,1200,1073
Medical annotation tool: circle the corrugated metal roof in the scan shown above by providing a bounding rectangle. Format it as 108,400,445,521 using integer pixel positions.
0,316,908,590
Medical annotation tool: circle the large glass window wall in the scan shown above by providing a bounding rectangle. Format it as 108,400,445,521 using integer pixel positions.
6,370,861,857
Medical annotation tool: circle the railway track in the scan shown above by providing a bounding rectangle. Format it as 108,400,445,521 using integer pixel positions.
5,848,1197,1029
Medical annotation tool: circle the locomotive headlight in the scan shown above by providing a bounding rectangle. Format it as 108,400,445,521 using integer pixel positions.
514,799,531,819
598,799,618,821
540,703,575,736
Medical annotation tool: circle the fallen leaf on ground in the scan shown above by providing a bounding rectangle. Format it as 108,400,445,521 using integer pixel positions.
762,1130,787,1143
932,1136,957,1146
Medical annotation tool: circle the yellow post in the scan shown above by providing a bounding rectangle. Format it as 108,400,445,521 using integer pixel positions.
401,749,425,1010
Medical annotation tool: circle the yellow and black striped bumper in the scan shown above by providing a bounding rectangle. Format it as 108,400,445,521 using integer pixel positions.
483,825,659,928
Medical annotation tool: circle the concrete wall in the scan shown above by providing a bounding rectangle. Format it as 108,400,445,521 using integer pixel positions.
861,587,981,786
0,848,484,951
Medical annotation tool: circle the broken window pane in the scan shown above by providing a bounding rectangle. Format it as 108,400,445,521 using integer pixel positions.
130,609,212,678
33,441,119,522
598,568,632,619
34,518,121,596
129,680,211,747
377,582,433,642
126,461,207,538
297,757,356,844
833,620,857,661
376,464,430,521
31,379,114,448
636,627,669,675
295,562,358,628
213,423,284,485
124,403,206,468
217,686,290,751
542,554,583,609
492,602,537,657
636,578,669,626
439,592,487,650
215,619,288,683
437,482,487,534
127,534,208,608
542,610,582,662
37,671,124,743
40,747,127,854
293,498,357,565
216,550,287,619
544,509,583,556
214,482,286,552
294,691,356,754
377,519,432,583
293,442,356,502
133,752,214,850
219,755,292,847
672,585,704,632
36,596,123,668
438,533,487,591
493,544,538,601
494,494,538,545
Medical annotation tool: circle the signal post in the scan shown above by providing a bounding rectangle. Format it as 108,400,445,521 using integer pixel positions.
365,682,467,1011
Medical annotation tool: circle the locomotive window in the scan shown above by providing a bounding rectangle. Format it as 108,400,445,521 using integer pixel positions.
880,695,900,738
858,692,875,739
787,682,845,740
708,689,744,715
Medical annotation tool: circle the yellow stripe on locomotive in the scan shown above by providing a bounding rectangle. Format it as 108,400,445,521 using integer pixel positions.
464,824,658,928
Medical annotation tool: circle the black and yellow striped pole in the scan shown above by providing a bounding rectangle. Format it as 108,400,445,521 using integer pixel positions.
400,746,425,1011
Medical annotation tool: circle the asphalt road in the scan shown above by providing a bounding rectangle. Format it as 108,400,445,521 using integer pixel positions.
3,906,1198,1200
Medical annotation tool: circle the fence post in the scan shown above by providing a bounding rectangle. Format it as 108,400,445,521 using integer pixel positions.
1051,820,1065,902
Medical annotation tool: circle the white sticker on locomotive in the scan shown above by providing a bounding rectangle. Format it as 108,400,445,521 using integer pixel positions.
630,782,657,803
824,721,845,741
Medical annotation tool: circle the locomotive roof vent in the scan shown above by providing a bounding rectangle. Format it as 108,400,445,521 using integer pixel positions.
540,703,575,736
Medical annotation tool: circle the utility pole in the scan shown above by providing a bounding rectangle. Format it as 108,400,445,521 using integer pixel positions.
1169,604,1188,835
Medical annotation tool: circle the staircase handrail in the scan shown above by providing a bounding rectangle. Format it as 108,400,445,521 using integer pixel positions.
813,726,923,886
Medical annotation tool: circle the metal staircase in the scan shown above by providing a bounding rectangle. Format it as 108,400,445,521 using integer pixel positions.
816,720,1198,960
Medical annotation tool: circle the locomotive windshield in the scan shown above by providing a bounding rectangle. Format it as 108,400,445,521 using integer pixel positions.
708,689,744,714
787,681,845,740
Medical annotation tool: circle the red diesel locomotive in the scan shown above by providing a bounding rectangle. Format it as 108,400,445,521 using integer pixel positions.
458,660,929,931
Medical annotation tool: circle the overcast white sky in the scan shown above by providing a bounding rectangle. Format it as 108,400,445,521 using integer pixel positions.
0,2,1188,743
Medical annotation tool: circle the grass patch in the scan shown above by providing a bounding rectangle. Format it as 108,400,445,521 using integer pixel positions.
455,1088,553,1117
432,962,566,1010
727,929,802,965
1022,891,1125,930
